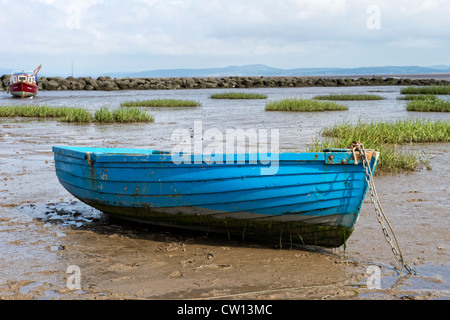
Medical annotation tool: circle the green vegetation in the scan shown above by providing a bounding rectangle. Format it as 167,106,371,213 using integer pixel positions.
400,86,450,95
210,92,268,99
0,105,154,123
95,106,154,123
406,99,450,112
265,98,348,112
0,105,81,118
321,119,449,144
397,94,438,101
309,119,450,174
313,94,384,100
0,105,95,123
120,99,200,107
61,108,94,123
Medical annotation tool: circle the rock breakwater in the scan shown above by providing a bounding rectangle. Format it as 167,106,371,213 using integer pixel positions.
1,74,448,91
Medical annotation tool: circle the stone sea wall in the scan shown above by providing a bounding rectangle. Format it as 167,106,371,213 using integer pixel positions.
0,74,448,91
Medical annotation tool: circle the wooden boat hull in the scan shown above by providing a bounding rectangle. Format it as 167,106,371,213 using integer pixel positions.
8,81,38,98
53,146,379,248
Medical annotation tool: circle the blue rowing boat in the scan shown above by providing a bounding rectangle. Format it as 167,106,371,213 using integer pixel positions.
52,146,379,248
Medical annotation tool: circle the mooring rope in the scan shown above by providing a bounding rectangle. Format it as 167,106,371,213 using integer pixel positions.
350,141,417,277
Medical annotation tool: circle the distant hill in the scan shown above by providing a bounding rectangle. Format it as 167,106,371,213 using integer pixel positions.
2,64,450,78
101,64,450,78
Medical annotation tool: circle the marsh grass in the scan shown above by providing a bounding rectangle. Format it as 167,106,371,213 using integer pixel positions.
397,94,438,101
120,99,200,107
265,98,348,112
95,107,154,123
406,99,450,112
0,105,78,118
210,92,268,99
0,105,154,123
313,94,384,100
400,86,450,95
62,108,94,123
93,106,115,123
309,119,450,174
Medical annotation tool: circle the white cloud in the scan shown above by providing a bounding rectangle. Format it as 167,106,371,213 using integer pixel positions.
400,0,440,15
0,0,449,73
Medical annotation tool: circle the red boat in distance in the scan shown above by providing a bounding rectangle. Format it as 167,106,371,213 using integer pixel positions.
7,65,42,98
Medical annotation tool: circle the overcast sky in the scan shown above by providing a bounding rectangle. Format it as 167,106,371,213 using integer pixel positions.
1,0,449,76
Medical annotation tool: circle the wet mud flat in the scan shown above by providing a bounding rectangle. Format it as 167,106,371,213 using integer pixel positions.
0,122,448,300
0,87,449,300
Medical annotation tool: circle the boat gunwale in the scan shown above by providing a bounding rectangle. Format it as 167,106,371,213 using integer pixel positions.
54,154,367,171
53,146,378,165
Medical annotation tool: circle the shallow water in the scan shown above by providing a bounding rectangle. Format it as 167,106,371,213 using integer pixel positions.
0,86,448,300
2,86,449,151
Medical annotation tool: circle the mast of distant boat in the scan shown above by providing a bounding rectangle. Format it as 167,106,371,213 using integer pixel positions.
33,64,42,76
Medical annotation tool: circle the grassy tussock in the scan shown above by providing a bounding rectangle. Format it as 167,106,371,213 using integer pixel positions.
406,99,450,112
400,86,450,95
265,98,348,112
309,119,450,174
120,99,200,107
95,107,154,123
313,94,384,100
210,92,267,99
0,105,154,123
61,108,94,123
0,105,80,118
